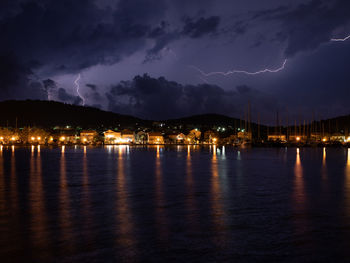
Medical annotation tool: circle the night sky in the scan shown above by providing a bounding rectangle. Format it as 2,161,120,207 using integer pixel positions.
1,0,350,123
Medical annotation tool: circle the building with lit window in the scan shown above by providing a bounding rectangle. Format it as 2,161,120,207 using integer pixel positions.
103,130,122,144
80,130,98,144
267,133,286,142
148,132,164,144
121,129,135,143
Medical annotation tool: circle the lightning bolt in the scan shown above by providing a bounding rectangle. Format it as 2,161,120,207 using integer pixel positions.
191,59,287,77
74,74,85,106
330,34,350,42
192,33,350,78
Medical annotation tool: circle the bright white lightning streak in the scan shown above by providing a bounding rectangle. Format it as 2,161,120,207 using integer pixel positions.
193,33,350,78
74,74,85,106
330,34,350,42
191,59,287,77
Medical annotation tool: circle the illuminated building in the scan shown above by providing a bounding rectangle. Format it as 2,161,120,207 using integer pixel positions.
121,129,135,143
103,130,122,144
168,133,186,143
187,129,201,143
330,133,346,142
54,130,78,144
310,132,323,142
289,135,307,143
204,130,219,144
80,130,98,144
267,133,286,142
148,132,164,144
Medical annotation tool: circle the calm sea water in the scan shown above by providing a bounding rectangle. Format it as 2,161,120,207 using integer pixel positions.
0,145,350,262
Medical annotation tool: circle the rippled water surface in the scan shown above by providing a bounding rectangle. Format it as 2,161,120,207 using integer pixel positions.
1,145,350,262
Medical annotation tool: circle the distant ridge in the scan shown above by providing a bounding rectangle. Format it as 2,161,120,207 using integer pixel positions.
0,100,251,129
0,100,349,132
0,100,147,128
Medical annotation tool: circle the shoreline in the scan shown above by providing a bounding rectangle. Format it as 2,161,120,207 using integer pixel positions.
1,143,349,148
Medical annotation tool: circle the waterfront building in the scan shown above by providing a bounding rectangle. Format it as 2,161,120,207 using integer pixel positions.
330,133,346,142
289,135,307,143
187,129,201,143
121,129,135,143
0,128,18,144
204,130,219,144
148,132,164,144
267,133,287,142
168,133,186,144
103,130,122,144
54,130,78,144
80,130,98,144
310,132,323,142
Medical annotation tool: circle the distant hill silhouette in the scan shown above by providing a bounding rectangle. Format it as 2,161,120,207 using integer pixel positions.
0,100,349,135
0,100,148,129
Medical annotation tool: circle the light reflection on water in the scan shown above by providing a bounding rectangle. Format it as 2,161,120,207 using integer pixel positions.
294,148,304,204
59,146,74,254
29,146,49,259
155,145,169,241
1,146,350,261
210,145,226,245
115,146,135,256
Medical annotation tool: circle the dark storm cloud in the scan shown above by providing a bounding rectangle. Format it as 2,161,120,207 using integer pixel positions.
0,53,47,100
0,0,222,75
106,74,278,120
271,40,350,119
182,16,221,38
1,0,349,122
253,0,350,57
0,0,168,74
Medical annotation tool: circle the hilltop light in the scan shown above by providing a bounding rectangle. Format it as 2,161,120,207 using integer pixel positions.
0,137,3,140
60,136,66,141
322,138,327,142
37,136,41,140
11,137,16,141
83,138,87,142
31,137,35,140
296,137,301,141
347,137,350,142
